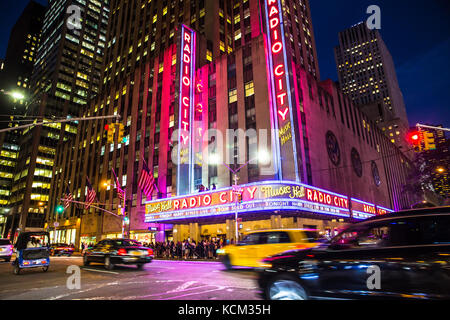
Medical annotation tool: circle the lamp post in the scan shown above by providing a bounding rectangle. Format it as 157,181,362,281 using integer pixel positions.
209,150,270,243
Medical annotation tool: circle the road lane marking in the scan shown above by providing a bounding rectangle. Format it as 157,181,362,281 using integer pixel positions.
161,286,227,300
166,281,197,293
81,268,119,274
116,284,219,300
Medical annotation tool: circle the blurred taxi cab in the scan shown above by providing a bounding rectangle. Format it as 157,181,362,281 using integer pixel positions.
217,229,320,269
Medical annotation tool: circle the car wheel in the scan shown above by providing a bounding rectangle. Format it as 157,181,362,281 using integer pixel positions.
105,256,115,270
267,277,308,300
43,266,49,272
83,255,90,266
222,255,233,270
13,264,20,275
136,264,144,270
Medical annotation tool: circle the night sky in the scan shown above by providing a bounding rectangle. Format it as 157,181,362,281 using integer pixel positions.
0,0,449,129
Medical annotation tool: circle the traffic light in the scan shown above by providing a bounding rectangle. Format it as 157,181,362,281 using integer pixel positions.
118,123,125,144
106,123,115,144
407,130,423,152
237,192,243,203
56,205,64,214
423,131,436,151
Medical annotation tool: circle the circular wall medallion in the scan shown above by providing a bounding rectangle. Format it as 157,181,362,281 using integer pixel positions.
326,131,341,166
351,148,363,178
372,161,381,186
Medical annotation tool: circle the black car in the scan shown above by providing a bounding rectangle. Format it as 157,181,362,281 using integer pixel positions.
257,207,450,300
83,239,154,270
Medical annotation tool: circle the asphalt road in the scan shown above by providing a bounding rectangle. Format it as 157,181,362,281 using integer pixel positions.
0,257,262,300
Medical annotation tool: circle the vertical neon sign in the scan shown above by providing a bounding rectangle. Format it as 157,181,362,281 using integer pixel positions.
264,0,300,182
177,25,196,195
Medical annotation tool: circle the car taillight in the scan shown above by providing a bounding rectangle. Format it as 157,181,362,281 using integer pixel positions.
147,249,153,256
117,249,127,256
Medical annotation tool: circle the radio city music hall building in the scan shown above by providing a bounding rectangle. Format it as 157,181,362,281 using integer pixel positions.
46,0,414,246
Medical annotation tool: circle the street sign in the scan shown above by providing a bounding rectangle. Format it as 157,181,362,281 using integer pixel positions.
53,222,59,227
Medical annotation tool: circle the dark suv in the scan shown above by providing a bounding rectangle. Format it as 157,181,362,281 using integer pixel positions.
83,239,154,270
257,207,450,300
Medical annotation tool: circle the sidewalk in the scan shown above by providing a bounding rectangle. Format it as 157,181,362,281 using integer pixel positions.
70,252,220,262
154,257,221,262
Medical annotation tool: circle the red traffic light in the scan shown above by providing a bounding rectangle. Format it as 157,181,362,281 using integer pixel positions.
407,131,422,145
105,124,110,131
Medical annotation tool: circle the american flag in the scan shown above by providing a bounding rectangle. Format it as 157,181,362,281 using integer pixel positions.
113,170,125,203
63,186,73,209
85,177,97,210
138,159,156,198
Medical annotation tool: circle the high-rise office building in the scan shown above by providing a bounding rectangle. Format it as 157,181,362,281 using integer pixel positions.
334,22,409,151
47,0,414,247
9,0,110,234
0,1,45,237
0,1,45,100
422,126,449,199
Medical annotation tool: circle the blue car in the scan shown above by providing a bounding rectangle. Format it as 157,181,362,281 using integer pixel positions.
12,231,50,275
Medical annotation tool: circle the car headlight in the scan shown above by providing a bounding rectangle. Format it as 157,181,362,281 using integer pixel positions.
216,249,225,254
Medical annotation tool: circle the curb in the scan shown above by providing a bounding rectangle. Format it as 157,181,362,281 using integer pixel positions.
154,258,221,262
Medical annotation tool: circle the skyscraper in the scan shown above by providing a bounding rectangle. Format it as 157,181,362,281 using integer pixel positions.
0,1,45,237
10,0,110,233
0,1,45,102
47,0,413,247
334,22,409,151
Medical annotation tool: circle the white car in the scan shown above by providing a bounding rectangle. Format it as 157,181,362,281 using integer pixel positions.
0,239,13,262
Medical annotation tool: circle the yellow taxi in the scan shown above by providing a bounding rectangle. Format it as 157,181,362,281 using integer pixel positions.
217,229,321,269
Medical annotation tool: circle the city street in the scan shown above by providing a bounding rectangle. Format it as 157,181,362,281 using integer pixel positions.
0,257,261,300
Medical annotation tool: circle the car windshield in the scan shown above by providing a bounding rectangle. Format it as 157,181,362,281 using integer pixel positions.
113,240,141,247
0,239,11,246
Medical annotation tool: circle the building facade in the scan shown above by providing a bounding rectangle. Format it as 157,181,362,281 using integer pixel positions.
0,1,45,101
7,0,110,236
46,0,414,248
424,126,449,199
334,22,410,152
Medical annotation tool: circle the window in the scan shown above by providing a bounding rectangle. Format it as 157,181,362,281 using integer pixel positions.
241,233,259,245
266,232,291,244
244,81,254,97
228,89,237,103
330,223,390,250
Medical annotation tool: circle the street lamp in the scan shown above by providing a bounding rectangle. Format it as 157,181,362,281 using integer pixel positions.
10,91,25,100
436,167,446,174
208,149,271,243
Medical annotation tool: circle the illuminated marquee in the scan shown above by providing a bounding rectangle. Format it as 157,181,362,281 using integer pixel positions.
376,206,394,216
177,25,196,195
351,198,389,220
264,0,299,181
145,181,351,222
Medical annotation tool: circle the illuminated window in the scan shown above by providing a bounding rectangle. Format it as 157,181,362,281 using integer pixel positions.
206,50,212,62
245,81,254,97
228,89,237,103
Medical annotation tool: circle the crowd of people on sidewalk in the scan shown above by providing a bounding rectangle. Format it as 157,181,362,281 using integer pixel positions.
143,239,232,260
